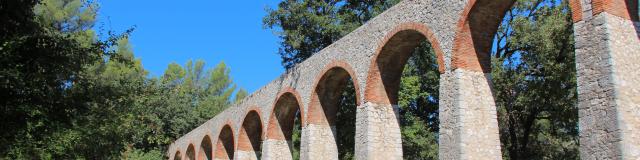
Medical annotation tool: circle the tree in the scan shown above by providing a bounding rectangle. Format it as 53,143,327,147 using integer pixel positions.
235,88,248,103
492,0,578,159
264,0,399,69
397,42,440,160
0,0,125,158
63,37,148,159
1,0,246,158
122,60,244,158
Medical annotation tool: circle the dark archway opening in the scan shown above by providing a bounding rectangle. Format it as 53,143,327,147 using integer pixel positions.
308,67,358,159
238,111,263,159
215,125,234,160
267,92,303,159
186,144,196,160
198,135,212,160
627,0,639,21
373,28,442,159
174,151,182,160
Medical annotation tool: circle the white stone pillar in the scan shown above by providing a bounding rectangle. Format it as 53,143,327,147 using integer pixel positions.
234,150,258,160
300,124,338,160
574,12,640,159
261,139,293,160
354,102,403,160
438,69,502,160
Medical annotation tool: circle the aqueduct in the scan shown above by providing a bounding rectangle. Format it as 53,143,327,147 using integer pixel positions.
168,0,639,159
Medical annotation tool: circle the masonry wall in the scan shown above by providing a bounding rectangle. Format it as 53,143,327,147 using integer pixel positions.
575,12,640,160
167,0,639,159
168,0,465,159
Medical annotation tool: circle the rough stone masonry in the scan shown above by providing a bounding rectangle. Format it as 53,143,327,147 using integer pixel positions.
168,0,639,159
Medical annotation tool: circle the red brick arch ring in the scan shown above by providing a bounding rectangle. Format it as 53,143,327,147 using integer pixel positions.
197,132,214,160
214,121,235,160
266,87,306,141
237,107,264,157
185,143,196,160
307,60,362,126
452,0,637,73
173,149,181,160
365,22,445,105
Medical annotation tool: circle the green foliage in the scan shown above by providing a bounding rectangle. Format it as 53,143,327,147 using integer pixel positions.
336,81,357,159
235,88,248,102
1,0,245,159
35,0,97,32
492,0,578,159
290,111,302,160
398,41,440,160
0,0,124,158
159,60,239,132
399,114,438,159
122,147,164,160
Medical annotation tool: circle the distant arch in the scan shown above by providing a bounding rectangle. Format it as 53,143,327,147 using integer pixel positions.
365,22,445,105
186,144,196,160
215,124,235,160
198,135,213,160
265,89,304,158
237,110,264,159
174,150,182,160
304,61,361,158
307,61,361,126
267,90,304,140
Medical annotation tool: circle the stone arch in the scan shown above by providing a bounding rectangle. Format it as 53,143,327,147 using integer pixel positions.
215,124,235,160
307,61,361,126
174,150,182,160
308,62,362,126
237,110,263,159
266,89,304,140
186,144,196,160
452,0,518,73
365,22,445,105
303,61,361,159
198,134,213,160
358,21,445,159
263,88,305,159
449,0,638,73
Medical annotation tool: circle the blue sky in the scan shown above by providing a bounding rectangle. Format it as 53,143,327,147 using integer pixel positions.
96,0,283,93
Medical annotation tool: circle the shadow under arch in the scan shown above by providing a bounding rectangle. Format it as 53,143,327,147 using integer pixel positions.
452,0,517,73
307,62,361,126
174,150,182,160
305,61,361,159
237,110,264,159
364,21,444,159
186,144,196,160
198,134,213,160
365,22,445,105
265,89,304,159
214,124,234,160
